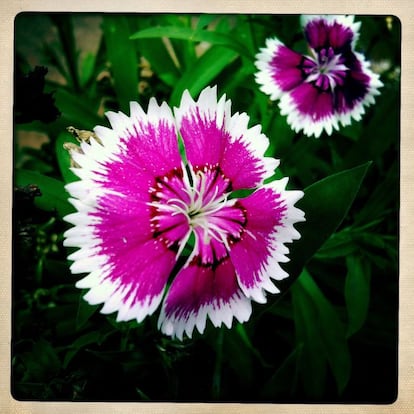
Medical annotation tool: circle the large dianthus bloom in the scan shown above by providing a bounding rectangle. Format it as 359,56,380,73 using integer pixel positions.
63,86,305,340
255,15,383,137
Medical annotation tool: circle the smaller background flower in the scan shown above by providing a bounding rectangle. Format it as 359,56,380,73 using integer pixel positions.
255,15,384,137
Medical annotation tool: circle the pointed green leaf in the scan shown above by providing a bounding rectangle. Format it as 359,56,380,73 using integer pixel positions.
282,162,372,285
76,293,100,330
315,230,357,259
54,88,102,129
78,51,97,88
291,276,328,397
169,46,238,106
130,25,250,59
221,328,253,388
15,169,74,218
131,18,181,87
341,88,399,168
293,270,352,395
236,324,271,368
260,344,303,399
102,15,139,112
63,330,102,369
195,14,221,30
345,254,372,337
49,14,80,90
354,160,399,226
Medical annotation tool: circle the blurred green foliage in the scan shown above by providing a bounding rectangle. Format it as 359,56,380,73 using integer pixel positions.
13,13,399,402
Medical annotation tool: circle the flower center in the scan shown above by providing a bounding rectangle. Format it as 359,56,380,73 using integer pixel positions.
302,47,348,91
149,164,247,265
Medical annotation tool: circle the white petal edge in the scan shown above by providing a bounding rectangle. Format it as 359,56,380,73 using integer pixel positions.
254,37,287,102
158,290,252,340
235,178,305,302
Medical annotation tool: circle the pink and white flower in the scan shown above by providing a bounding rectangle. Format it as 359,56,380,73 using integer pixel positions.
255,15,383,137
63,86,305,340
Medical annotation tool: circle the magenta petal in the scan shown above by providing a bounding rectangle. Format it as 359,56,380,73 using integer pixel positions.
230,188,285,300
230,181,304,302
76,237,177,323
158,259,252,339
154,211,189,246
209,205,246,239
176,102,224,168
328,21,354,50
271,45,313,92
290,82,334,121
304,17,354,52
127,100,182,176
93,193,154,243
106,238,175,316
189,201,246,266
220,131,273,190
97,100,182,199
192,226,230,265
104,237,174,292
175,87,278,189
164,260,238,316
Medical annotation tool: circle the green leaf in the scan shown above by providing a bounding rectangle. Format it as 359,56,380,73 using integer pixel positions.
78,52,97,88
282,162,372,285
63,330,103,369
315,232,357,259
354,160,399,226
15,170,74,218
162,16,198,71
195,14,220,30
130,25,250,59
221,327,254,388
102,15,140,112
21,339,61,382
55,88,102,129
131,18,181,87
49,15,80,90
345,254,372,337
341,87,399,168
76,293,100,330
316,215,393,259
265,112,295,158
261,344,303,399
135,387,151,400
55,131,79,183
281,137,330,187
291,275,327,397
236,324,272,368
292,269,352,395
169,46,238,106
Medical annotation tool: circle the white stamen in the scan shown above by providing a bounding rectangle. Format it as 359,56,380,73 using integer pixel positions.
305,52,349,92
150,163,244,260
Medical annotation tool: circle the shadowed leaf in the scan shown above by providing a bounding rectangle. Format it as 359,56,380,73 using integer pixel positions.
281,162,372,288
15,169,74,218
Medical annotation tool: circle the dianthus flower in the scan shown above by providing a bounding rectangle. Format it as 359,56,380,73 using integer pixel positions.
63,86,305,340
255,15,383,137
